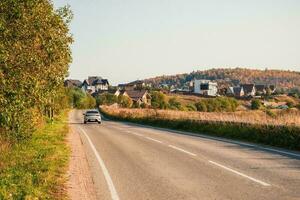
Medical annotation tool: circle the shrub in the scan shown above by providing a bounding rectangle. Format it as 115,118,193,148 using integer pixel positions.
251,99,262,110
150,91,169,109
195,101,207,112
195,97,238,112
168,98,182,110
132,101,141,108
118,95,133,108
185,104,197,111
140,103,148,109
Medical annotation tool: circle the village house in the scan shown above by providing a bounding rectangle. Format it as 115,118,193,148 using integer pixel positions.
255,85,267,95
193,80,218,96
240,84,256,97
122,90,151,106
91,88,121,98
255,84,276,95
227,86,245,97
64,79,82,88
81,76,109,93
118,80,149,91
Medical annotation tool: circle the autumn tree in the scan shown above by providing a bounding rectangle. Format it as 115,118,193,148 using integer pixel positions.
0,0,73,140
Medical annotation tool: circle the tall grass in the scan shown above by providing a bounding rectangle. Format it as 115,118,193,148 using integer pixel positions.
101,106,300,126
101,106,300,150
0,111,70,199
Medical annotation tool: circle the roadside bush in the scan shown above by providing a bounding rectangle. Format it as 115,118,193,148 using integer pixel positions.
150,91,169,109
251,99,262,110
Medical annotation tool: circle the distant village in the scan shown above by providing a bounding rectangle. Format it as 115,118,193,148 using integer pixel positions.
65,76,278,107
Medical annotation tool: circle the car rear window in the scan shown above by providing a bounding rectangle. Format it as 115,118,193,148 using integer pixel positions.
86,111,99,114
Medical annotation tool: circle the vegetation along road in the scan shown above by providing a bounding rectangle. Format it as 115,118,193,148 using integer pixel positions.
69,110,300,200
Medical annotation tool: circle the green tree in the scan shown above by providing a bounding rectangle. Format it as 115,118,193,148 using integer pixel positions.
67,87,86,108
96,93,118,106
0,0,73,140
79,94,96,109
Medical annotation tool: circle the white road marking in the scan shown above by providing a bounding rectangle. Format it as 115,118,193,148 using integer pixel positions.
168,145,197,157
79,127,120,200
127,131,143,137
209,160,271,187
145,136,163,144
134,124,300,159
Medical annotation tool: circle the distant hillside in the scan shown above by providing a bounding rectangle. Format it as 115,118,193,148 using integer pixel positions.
144,68,300,90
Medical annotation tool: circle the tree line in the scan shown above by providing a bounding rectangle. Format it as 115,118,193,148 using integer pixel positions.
97,91,239,112
0,0,73,141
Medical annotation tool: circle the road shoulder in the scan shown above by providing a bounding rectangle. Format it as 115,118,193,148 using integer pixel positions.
67,126,97,200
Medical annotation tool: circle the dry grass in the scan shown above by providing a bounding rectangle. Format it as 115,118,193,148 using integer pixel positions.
102,106,300,126
0,136,11,170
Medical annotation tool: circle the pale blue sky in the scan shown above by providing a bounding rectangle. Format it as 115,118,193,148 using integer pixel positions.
53,0,300,85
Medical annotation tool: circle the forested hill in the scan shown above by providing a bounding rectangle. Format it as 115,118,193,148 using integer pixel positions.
144,68,300,89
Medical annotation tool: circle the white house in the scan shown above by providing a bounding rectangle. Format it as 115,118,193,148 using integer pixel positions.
193,80,218,96
81,76,109,93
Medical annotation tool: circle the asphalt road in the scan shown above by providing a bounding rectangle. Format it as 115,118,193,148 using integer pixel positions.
69,110,300,200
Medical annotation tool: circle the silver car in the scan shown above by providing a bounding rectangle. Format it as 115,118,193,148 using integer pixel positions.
83,110,101,124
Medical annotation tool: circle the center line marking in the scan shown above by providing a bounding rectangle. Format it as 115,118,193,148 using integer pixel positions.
209,160,271,187
79,127,120,200
168,145,197,156
145,137,163,144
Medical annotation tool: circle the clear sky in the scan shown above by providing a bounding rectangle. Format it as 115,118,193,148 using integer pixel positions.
53,0,300,85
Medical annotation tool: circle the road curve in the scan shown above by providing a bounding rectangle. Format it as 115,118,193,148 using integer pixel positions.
69,110,300,200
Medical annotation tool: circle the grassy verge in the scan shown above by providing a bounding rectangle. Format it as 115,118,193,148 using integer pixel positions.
0,111,70,199
101,108,300,151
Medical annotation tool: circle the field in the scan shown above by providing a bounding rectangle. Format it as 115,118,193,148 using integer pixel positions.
101,106,300,126
101,106,300,150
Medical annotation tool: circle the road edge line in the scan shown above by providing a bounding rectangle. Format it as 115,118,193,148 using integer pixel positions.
79,126,120,200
